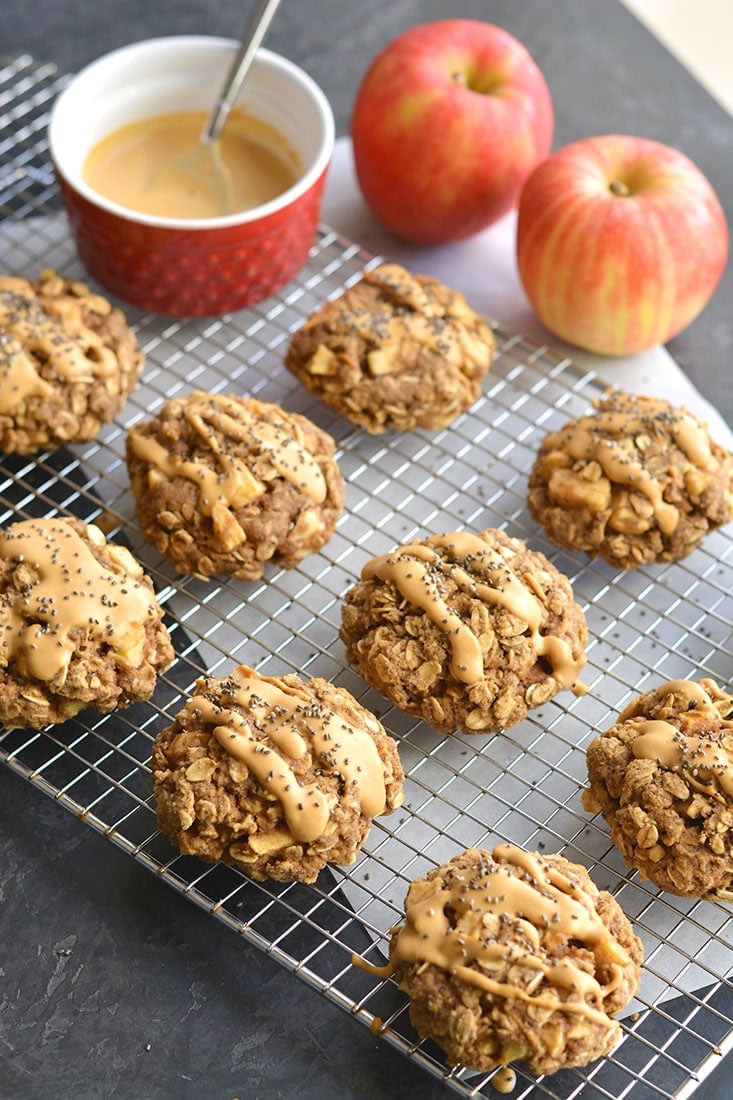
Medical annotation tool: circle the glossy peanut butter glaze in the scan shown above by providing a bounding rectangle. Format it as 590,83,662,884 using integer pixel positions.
83,109,300,221
128,392,327,520
362,531,585,690
628,679,733,803
0,518,159,681
190,665,390,843
558,395,716,536
0,276,117,413
360,844,634,1027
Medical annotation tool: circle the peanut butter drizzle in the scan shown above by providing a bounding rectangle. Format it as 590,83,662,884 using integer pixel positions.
560,397,715,536
629,680,733,802
193,665,388,843
362,531,584,690
0,277,117,405
357,844,633,1027
0,332,53,413
0,518,158,682
128,393,327,518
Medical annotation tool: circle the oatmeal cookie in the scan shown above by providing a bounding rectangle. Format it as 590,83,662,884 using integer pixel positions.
0,268,143,453
583,677,733,899
126,391,345,581
363,844,642,1075
528,391,733,570
284,262,494,433
152,664,405,883
340,528,587,735
0,516,174,729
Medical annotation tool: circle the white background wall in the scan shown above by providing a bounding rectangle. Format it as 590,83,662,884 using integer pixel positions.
620,0,733,114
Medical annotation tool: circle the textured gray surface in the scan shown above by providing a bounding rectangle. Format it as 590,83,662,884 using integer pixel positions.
0,3,732,1099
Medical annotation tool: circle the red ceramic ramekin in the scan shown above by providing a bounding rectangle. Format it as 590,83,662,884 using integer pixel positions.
48,37,335,316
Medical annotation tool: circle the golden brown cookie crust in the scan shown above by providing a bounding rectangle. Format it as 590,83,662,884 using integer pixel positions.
528,391,733,569
340,528,587,735
152,664,405,883
583,677,733,898
378,845,642,1075
0,516,173,729
126,391,346,581
284,262,494,433
0,269,143,453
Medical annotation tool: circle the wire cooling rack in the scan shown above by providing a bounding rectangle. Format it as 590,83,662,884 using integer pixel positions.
2,53,733,1100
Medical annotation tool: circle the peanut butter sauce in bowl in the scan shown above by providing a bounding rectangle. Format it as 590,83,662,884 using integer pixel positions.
83,109,301,221
48,36,334,316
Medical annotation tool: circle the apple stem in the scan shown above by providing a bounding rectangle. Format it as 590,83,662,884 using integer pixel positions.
451,70,468,87
609,179,630,197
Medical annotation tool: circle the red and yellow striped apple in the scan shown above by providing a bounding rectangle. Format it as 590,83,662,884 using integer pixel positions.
516,134,728,356
350,20,553,245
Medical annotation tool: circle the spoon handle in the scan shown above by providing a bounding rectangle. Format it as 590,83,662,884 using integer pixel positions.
202,0,283,142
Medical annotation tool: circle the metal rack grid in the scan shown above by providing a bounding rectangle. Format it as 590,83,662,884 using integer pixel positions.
1,53,733,1100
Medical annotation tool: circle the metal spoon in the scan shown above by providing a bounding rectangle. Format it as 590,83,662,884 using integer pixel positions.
153,0,283,217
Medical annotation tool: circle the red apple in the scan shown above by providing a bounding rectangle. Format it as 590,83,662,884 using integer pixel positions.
516,134,729,356
350,20,553,245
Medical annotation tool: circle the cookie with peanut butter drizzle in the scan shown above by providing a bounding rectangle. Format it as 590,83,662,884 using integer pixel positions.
355,844,642,1076
126,391,345,581
284,262,494,433
583,677,733,898
0,269,142,454
528,391,733,569
0,516,173,729
151,664,404,883
341,528,587,735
